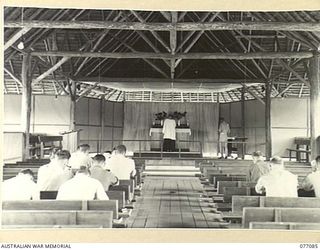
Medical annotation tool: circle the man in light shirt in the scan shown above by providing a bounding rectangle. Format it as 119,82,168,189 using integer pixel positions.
218,117,230,159
2,169,38,200
57,166,109,200
37,150,73,191
69,144,92,171
107,145,136,180
255,156,298,197
247,151,269,183
301,155,320,197
90,154,118,191
162,114,176,152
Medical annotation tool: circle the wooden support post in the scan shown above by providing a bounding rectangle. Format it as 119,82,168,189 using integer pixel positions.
265,81,272,160
100,95,106,153
170,12,177,80
69,80,77,131
241,87,246,159
21,53,32,160
309,53,320,160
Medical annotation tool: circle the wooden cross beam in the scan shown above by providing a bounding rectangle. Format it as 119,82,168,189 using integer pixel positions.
241,83,265,105
29,51,314,60
130,10,171,52
5,20,320,32
4,67,23,86
4,27,31,51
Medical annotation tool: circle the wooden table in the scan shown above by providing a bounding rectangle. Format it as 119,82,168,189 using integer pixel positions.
227,137,248,159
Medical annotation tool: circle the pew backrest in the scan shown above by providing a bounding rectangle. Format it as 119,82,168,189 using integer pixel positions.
232,196,320,213
249,222,320,230
217,181,238,194
243,207,320,228
2,200,119,219
2,210,113,228
109,185,131,201
223,187,251,203
106,190,125,209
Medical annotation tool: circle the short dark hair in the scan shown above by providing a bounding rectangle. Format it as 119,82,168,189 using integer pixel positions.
93,154,106,162
50,147,60,156
78,144,90,152
315,155,320,163
19,168,35,179
116,145,127,154
77,165,91,175
270,156,283,165
56,150,71,160
252,151,263,157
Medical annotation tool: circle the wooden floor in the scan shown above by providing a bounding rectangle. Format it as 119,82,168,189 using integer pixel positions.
128,176,224,228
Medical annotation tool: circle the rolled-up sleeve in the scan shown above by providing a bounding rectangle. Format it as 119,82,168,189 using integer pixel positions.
255,176,265,194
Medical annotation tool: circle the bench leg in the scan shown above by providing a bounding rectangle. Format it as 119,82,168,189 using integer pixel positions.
289,150,292,161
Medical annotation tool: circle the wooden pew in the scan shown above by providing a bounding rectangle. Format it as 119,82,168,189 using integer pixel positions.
214,175,247,188
2,210,113,228
249,222,320,230
106,191,126,210
119,179,135,199
223,187,251,204
109,185,131,202
40,190,126,210
233,196,320,214
243,207,320,228
2,200,119,219
224,196,320,223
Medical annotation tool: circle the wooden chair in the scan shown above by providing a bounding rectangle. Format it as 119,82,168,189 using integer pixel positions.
2,210,113,228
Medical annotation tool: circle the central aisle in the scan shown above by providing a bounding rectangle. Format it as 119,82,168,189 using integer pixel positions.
128,176,224,228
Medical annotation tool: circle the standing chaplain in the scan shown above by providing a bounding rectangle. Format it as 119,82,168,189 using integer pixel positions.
162,114,177,152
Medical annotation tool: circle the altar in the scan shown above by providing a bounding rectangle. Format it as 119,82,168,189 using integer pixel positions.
149,127,192,151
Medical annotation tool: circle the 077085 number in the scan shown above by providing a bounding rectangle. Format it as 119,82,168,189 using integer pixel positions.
300,244,319,248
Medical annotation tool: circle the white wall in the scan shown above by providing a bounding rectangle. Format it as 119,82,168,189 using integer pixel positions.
3,94,72,150
4,94,71,134
271,98,309,156
220,97,310,157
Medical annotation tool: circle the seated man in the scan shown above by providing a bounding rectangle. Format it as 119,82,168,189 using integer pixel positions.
37,150,73,191
69,144,92,171
255,156,298,197
107,145,136,180
2,169,38,200
247,151,269,183
56,166,109,200
90,154,118,191
301,155,320,197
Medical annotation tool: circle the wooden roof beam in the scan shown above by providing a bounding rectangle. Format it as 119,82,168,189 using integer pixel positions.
4,67,23,86
30,51,314,60
130,10,171,52
5,20,320,32
4,27,31,51
175,12,220,68
241,83,265,104
120,11,171,68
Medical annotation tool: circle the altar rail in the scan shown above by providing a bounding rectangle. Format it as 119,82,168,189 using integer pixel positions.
79,139,252,159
